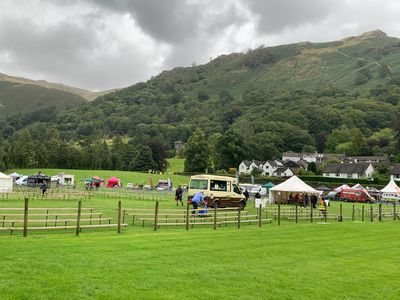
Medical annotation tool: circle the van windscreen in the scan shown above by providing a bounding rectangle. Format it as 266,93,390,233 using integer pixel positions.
190,179,208,190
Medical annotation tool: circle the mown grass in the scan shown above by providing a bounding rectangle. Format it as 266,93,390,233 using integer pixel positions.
0,192,399,299
0,219,399,299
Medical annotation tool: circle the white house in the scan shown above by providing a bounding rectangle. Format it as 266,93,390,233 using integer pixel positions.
390,164,400,181
239,160,265,175
323,163,375,179
262,160,283,176
272,167,294,177
282,151,344,164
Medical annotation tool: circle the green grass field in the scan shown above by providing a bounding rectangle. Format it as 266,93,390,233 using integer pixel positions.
0,192,399,299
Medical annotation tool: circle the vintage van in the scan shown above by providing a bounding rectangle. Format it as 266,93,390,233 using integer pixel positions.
188,174,246,208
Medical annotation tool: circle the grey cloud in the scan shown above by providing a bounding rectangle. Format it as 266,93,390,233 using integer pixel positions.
247,0,344,34
93,0,201,43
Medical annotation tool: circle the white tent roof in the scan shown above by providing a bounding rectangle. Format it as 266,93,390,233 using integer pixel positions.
380,179,400,194
352,183,366,190
8,172,21,178
269,176,319,193
0,172,12,179
334,184,350,192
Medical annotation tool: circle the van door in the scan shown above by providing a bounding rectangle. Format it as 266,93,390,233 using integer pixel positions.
231,184,245,206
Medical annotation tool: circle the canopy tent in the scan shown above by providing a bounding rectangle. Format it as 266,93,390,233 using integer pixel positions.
367,187,380,193
352,183,366,190
269,176,320,203
0,172,13,193
106,177,120,188
262,182,275,190
8,172,21,181
334,184,350,192
316,185,331,192
380,179,400,200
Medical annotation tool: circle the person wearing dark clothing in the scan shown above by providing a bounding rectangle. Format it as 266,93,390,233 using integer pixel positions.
40,182,47,196
175,186,184,206
243,189,249,201
310,194,318,209
304,194,309,207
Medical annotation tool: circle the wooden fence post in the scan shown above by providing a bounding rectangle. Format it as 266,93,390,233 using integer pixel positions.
324,202,327,223
186,202,189,231
362,205,365,222
117,200,122,233
370,205,373,222
23,197,29,237
339,204,343,222
378,203,382,222
154,201,159,231
213,206,217,230
237,206,241,229
76,200,82,236
394,202,397,221
295,202,298,224
278,204,281,226
352,205,355,221
258,204,262,227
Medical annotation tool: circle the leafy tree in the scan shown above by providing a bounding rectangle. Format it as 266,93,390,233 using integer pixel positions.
349,128,366,155
214,130,248,170
184,129,210,172
307,162,317,173
129,145,158,171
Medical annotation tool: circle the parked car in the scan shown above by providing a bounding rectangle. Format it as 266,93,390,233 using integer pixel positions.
328,189,374,203
126,183,133,189
15,175,28,186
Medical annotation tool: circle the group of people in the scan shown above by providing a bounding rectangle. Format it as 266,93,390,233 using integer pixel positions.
288,192,328,216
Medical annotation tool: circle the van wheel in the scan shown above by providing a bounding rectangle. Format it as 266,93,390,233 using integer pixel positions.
213,201,220,209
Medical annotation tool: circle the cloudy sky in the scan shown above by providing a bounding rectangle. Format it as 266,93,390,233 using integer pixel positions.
1,0,400,91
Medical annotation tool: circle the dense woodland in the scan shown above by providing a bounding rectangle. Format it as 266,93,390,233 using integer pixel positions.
1,31,400,173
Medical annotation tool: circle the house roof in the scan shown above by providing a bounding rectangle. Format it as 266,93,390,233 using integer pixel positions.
323,163,372,175
344,155,388,162
391,164,400,175
274,167,291,173
267,160,281,167
283,160,300,168
254,160,266,166
241,160,252,167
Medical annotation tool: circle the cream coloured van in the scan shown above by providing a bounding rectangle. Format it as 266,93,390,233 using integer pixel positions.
188,174,246,208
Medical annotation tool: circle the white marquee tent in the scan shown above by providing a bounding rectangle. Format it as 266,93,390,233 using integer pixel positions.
380,179,400,200
269,176,320,203
334,184,350,192
0,172,13,193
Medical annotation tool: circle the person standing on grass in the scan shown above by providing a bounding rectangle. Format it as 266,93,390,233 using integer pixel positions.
40,182,47,196
243,189,249,202
318,197,326,217
175,185,184,206
190,191,204,215
310,194,318,209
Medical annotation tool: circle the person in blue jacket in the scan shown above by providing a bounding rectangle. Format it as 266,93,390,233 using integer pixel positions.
191,191,204,214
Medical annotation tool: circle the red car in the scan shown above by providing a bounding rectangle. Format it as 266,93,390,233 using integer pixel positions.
339,189,374,203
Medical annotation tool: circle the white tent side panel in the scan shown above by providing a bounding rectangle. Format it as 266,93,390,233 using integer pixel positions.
0,173,13,193
380,179,400,199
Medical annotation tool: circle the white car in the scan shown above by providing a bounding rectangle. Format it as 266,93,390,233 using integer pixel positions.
15,175,28,186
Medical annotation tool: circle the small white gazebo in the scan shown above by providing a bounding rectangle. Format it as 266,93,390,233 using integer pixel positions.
269,176,320,203
380,179,400,200
0,172,13,193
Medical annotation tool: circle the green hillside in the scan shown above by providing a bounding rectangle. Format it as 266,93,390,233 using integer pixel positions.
0,72,111,101
0,80,86,118
1,30,400,171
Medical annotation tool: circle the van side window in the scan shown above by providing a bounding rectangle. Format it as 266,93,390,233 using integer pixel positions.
233,184,241,194
210,180,227,192
189,179,208,190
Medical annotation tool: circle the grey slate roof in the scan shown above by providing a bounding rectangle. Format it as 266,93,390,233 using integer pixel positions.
323,163,371,175
391,164,400,175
